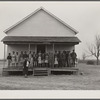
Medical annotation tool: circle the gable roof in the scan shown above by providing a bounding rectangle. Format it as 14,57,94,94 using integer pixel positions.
4,7,78,34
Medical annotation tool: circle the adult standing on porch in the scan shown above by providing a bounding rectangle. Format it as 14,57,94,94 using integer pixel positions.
23,58,29,78
7,53,12,67
66,51,70,67
23,51,28,59
70,50,77,67
62,51,66,67
68,51,72,67
58,51,62,68
41,53,45,67
34,53,38,67
48,52,53,68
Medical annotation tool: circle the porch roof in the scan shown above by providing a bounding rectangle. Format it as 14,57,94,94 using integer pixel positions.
2,36,81,44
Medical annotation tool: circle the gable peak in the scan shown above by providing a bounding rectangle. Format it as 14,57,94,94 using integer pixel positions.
4,7,78,34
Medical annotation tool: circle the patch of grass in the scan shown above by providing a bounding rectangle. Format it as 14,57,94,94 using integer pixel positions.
0,61,100,90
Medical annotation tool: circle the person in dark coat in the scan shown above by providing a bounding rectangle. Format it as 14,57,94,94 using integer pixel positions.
62,51,66,67
34,53,38,67
23,51,28,59
70,50,77,67
23,58,29,78
48,52,53,68
57,51,62,67
41,53,45,67
66,51,70,67
7,53,12,67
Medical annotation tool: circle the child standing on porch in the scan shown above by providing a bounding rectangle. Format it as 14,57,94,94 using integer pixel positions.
45,53,49,67
19,51,24,66
16,52,19,66
30,54,33,67
54,54,58,68
12,51,16,67
38,51,42,67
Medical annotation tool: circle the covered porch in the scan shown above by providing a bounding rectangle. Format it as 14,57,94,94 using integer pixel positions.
2,36,80,76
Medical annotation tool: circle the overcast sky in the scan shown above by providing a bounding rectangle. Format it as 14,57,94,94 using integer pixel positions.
0,1,100,59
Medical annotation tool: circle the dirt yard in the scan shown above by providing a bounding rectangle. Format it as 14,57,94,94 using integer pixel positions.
0,61,100,90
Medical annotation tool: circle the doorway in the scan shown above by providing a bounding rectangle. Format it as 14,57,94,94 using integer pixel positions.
37,44,46,53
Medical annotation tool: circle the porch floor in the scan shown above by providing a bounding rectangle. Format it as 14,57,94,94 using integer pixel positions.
2,66,79,76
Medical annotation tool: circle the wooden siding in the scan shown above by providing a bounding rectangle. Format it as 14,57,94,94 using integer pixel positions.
6,10,75,37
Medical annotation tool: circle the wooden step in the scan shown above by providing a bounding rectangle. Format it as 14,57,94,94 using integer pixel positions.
34,71,48,76
33,68,50,76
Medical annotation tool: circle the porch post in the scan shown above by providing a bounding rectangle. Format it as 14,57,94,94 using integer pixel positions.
3,44,5,68
53,43,54,68
35,44,37,53
28,43,30,52
45,44,47,53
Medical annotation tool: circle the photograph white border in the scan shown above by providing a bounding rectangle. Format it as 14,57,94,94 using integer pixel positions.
0,1,100,99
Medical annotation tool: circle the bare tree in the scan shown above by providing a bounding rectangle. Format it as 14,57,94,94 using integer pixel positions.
82,52,92,61
87,34,100,65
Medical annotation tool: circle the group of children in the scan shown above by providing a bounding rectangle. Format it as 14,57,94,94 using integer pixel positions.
7,50,77,68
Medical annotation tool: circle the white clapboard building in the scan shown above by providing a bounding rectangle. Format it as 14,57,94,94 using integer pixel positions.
2,7,80,75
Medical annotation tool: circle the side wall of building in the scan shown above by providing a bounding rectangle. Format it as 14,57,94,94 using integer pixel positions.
7,43,74,55
7,44,36,55
54,44,74,52
46,44,74,53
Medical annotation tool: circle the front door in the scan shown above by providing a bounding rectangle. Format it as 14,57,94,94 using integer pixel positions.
37,44,46,54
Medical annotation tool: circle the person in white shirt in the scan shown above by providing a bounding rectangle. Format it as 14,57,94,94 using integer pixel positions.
12,51,16,67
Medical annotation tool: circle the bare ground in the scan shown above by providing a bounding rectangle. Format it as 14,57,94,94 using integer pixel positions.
0,61,100,90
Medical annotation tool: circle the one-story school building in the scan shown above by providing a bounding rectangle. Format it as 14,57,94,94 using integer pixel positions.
2,7,81,76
